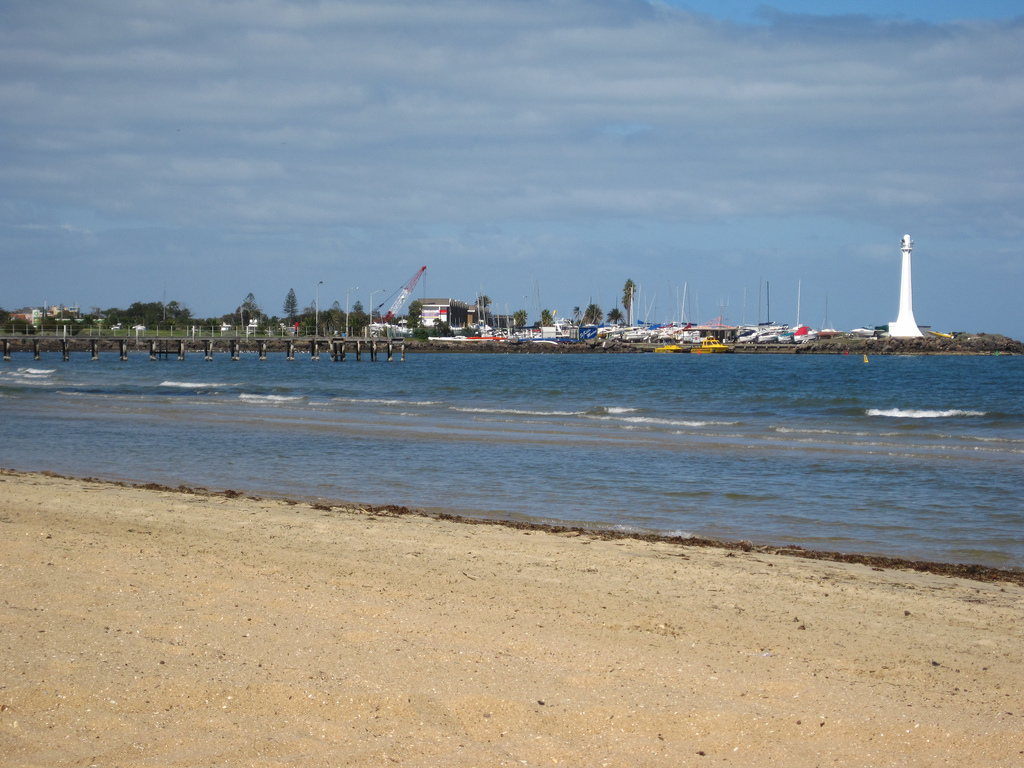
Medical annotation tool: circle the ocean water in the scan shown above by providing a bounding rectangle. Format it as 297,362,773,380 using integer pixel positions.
2,350,1022,568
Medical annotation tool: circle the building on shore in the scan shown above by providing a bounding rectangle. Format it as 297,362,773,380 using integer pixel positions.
419,299,469,329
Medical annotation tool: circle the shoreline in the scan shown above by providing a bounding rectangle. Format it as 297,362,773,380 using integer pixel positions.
11,468,1024,586
2,469,1022,766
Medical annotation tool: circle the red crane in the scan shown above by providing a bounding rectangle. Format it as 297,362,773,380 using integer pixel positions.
381,266,427,322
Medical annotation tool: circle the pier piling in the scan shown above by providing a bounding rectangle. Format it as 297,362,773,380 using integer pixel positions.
1,335,405,364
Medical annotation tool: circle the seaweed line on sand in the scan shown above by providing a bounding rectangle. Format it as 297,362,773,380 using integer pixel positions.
6,467,1023,586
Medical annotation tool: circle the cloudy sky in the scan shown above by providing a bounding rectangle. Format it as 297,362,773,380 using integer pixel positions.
2,0,1022,335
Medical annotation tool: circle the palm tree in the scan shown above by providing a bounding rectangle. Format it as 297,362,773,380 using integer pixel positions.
513,308,528,328
606,306,623,325
540,308,554,326
622,279,636,326
582,303,603,325
476,294,492,325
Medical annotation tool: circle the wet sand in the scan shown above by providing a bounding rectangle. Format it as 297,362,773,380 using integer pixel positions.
1,470,1022,767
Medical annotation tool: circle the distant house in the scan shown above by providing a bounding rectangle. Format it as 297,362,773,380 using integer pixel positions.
46,304,80,318
695,324,739,341
419,299,469,329
10,307,43,326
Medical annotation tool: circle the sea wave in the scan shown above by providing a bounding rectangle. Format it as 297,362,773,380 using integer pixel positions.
453,406,585,417
341,397,443,406
1,368,56,385
589,414,736,428
590,406,641,415
866,408,986,419
667,530,697,539
773,426,881,437
238,393,305,402
160,380,230,388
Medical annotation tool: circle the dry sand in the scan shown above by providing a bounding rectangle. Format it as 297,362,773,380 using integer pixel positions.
1,470,1022,767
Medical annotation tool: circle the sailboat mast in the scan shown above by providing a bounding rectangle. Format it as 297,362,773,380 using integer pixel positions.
796,279,801,327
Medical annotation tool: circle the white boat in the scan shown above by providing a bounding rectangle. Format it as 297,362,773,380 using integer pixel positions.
792,325,817,343
755,323,788,343
736,326,759,343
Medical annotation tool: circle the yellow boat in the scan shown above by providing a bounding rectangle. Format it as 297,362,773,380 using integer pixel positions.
654,344,683,353
690,336,730,354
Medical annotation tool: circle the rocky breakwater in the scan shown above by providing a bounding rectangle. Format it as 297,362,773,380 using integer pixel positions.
412,334,1024,355
806,334,1023,355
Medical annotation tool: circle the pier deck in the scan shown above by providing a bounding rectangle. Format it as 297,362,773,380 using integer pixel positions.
0,336,406,363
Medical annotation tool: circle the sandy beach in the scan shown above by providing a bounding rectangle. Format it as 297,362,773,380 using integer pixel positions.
1,470,1021,767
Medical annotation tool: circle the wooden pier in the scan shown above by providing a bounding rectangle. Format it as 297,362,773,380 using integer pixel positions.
0,336,406,363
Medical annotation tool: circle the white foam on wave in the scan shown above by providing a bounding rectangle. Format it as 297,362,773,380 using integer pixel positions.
667,530,696,539
603,406,640,414
590,414,735,428
774,426,878,438
239,393,304,402
160,380,229,388
867,408,986,419
342,397,442,406
965,435,1024,446
454,406,584,417
2,368,56,385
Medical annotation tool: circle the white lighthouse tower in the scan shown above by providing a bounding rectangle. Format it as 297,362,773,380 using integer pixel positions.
889,234,923,338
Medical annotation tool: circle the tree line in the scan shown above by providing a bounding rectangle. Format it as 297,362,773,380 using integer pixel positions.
1,279,640,335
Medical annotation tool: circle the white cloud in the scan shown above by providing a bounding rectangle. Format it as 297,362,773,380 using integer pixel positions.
0,0,1021,334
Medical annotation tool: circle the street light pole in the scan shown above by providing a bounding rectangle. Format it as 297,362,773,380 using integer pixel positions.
315,280,323,338
346,286,358,338
368,289,383,338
